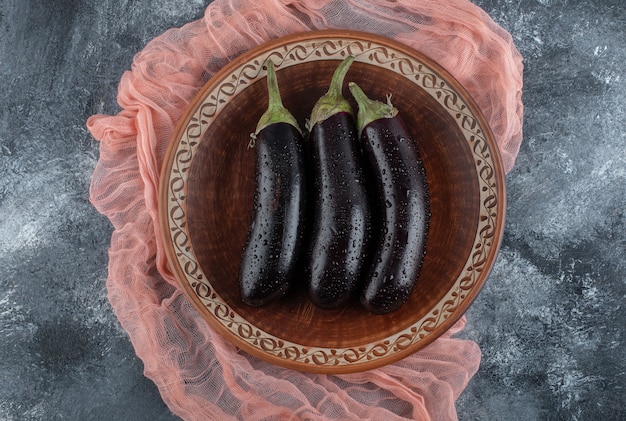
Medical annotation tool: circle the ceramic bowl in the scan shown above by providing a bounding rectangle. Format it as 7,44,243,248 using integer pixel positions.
159,30,506,373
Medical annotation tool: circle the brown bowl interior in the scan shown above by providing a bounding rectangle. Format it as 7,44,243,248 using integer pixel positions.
185,60,479,350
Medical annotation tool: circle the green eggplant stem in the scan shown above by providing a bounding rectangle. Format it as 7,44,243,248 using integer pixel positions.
308,56,355,128
254,60,301,137
348,82,398,136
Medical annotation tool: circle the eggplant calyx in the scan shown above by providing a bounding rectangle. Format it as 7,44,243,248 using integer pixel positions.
348,82,398,136
254,59,302,137
308,56,355,129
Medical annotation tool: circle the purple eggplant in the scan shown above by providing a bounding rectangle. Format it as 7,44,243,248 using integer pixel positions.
239,60,306,307
348,82,430,314
305,56,373,309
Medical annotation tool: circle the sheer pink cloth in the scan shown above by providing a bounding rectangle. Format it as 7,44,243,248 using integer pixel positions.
87,0,523,419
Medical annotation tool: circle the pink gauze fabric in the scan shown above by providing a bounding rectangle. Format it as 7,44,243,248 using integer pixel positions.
87,0,524,420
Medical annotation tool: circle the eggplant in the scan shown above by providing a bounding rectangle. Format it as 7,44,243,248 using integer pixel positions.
348,82,430,314
239,60,306,307
305,56,373,309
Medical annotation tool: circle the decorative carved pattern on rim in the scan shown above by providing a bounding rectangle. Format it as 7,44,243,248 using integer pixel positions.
165,37,500,368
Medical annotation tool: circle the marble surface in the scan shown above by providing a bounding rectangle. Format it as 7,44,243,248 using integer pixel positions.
0,0,624,419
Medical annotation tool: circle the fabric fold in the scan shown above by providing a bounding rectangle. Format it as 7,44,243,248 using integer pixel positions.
88,0,523,419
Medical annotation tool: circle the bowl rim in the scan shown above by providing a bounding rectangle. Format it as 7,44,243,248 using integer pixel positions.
158,29,506,373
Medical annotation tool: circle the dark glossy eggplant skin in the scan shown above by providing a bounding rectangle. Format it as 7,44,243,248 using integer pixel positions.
239,122,306,306
359,115,430,314
307,112,373,308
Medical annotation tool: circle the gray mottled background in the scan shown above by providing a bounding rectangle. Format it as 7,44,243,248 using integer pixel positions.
0,0,624,420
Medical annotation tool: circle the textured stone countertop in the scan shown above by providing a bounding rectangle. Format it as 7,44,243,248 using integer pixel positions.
1,0,624,420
